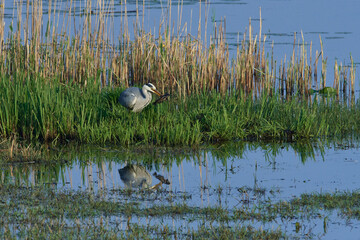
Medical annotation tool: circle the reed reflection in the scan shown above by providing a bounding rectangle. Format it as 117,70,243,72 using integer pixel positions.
0,140,329,196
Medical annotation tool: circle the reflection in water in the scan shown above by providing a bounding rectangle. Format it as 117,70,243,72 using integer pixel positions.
153,172,170,185
1,137,359,238
0,163,59,187
118,165,152,188
0,141,330,191
1,140,357,201
1,141,359,240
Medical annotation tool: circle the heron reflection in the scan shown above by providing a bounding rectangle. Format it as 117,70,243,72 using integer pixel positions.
118,165,171,190
118,165,152,189
153,172,170,185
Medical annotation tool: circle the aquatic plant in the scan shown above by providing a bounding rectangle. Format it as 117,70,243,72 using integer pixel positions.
1,181,360,239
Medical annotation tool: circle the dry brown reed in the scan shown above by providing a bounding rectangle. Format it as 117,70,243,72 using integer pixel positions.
350,55,355,95
334,60,339,96
0,0,356,99
0,135,42,161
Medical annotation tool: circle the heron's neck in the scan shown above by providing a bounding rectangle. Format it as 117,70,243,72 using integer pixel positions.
141,88,151,98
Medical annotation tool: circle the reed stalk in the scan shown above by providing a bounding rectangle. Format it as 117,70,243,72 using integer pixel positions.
350,55,355,95
334,60,339,95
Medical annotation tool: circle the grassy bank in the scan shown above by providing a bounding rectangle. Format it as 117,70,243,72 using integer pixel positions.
1,75,360,146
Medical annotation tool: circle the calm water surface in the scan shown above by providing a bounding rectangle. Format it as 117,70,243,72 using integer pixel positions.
2,141,360,238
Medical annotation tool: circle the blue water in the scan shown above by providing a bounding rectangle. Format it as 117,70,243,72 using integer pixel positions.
59,143,360,238
127,0,360,86
2,141,360,238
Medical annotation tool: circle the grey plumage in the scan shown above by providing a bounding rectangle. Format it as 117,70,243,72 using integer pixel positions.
119,83,162,112
118,165,152,189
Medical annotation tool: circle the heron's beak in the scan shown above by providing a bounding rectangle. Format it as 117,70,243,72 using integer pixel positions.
152,88,162,96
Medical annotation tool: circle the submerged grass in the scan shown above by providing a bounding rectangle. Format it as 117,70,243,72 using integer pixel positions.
1,182,360,239
291,191,360,219
0,184,285,239
1,74,360,146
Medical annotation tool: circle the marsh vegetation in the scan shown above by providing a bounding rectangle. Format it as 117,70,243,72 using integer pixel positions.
1,142,360,239
0,0,360,239
1,75,360,145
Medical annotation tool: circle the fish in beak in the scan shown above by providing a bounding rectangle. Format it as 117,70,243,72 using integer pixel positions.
151,88,162,96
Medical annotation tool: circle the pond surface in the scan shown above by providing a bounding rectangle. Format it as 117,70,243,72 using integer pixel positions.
2,141,360,238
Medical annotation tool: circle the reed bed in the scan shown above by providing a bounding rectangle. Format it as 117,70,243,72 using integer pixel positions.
0,0,356,98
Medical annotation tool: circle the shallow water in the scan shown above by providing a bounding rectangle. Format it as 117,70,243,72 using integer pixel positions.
2,141,360,238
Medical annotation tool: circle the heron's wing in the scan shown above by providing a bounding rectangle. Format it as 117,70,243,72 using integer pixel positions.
118,165,152,188
119,89,137,110
118,166,135,182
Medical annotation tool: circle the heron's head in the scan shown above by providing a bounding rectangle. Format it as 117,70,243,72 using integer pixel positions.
144,83,162,96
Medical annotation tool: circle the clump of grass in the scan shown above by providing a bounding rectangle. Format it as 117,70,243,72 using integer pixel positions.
0,73,105,143
0,136,45,162
291,191,360,219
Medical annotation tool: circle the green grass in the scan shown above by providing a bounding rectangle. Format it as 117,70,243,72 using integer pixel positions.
291,191,360,219
1,74,360,146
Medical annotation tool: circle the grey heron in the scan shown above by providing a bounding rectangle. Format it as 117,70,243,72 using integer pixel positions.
119,83,162,112
118,165,152,189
